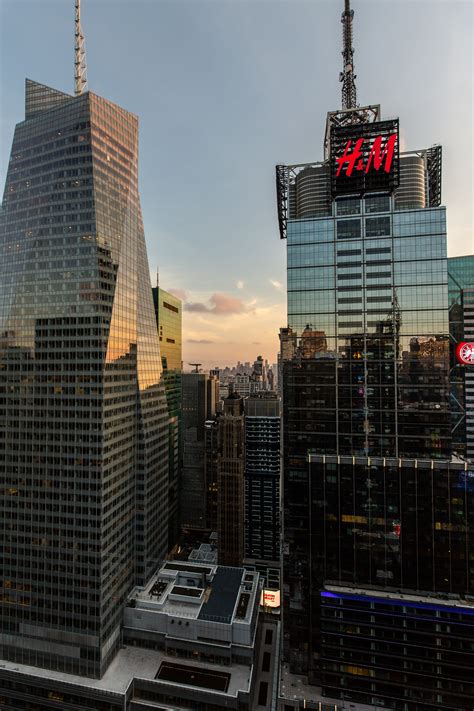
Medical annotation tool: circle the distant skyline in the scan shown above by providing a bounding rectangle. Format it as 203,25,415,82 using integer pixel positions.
1,0,472,368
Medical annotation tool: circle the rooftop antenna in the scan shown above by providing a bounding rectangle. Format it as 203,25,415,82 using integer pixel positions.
189,363,202,374
340,0,357,109
75,0,88,96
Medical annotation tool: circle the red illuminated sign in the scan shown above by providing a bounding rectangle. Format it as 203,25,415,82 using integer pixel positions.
335,133,398,178
330,118,400,196
456,342,474,365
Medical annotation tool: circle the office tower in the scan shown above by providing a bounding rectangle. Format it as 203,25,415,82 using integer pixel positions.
267,367,275,391
244,393,281,563
277,2,473,707
152,286,182,550
0,5,168,678
181,372,218,530
277,326,296,397
1,560,268,709
217,391,245,566
449,256,474,460
204,417,219,531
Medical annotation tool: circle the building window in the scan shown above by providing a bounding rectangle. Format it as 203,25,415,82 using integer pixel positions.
336,198,361,216
365,216,391,237
337,219,361,240
365,194,390,213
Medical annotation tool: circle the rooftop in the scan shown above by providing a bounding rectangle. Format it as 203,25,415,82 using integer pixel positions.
0,645,252,699
130,561,259,625
280,662,380,710
198,566,244,623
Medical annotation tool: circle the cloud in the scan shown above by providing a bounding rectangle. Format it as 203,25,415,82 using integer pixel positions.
269,279,283,290
185,302,209,313
184,292,248,316
187,338,214,344
168,288,188,302
236,280,244,290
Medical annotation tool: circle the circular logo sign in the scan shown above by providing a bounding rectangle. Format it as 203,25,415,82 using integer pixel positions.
456,342,474,365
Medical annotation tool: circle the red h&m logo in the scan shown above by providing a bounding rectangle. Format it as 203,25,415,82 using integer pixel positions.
456,342,474,365
335,133,398,178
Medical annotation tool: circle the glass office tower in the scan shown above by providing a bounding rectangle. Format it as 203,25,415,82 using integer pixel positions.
152,286,182,549
449,255,474,460
276,105,474,708
0,79,169,677
286,197,450,459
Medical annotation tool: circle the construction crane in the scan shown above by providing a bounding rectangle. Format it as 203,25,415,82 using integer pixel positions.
188,363,202,374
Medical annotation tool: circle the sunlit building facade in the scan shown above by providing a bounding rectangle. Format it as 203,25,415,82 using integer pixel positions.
0,79,169,677
153,286,182,548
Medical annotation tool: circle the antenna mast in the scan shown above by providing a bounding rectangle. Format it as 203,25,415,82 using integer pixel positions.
340,0,357,109
75,0,88,96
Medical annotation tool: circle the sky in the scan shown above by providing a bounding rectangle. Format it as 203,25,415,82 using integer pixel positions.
1,0,473,370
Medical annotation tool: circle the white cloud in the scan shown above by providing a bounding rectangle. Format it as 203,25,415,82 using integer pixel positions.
269,279,283,290
236,280,244,290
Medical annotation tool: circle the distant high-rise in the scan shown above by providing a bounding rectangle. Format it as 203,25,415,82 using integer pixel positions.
244,393,280,563
217,391,245,566
181,372,219,530
153,286,182,549
277,1,473,707
0,6,169,679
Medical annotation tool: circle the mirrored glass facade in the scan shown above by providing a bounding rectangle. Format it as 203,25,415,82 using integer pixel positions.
448,255,474,460
282,189,453,681
152,286,182,548
286,199,450,459
0,81,169,677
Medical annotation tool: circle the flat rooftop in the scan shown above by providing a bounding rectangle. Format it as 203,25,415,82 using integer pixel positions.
280,662,381,710
0,645,252,699
156,661,230,692
198,566,244,623
130,562,258,625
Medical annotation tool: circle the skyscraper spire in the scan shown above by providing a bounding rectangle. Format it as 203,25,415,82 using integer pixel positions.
74,0,88,96
340,0,357,109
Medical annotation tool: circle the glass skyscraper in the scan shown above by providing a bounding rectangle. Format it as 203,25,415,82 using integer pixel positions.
276,13,473,698
0,79,169,677
152,286,182,549
279,136,474,709
449,255,474,460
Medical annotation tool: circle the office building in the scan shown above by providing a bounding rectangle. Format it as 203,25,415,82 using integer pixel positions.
277,1,473,707
244,392,281,563
181,372,219,530
204,417,219,531
153,286,182,549
0,5,169,678
0,561,276,710
217,391,245,566
449,255,474,460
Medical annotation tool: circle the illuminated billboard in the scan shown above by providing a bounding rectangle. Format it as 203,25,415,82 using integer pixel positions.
456,342,474,365
260,589,281,609
330,118,400,196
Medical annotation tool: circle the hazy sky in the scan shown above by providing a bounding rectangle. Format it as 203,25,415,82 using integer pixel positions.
1,0,472,368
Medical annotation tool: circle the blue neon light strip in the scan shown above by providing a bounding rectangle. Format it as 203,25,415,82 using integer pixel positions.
321,590,474,617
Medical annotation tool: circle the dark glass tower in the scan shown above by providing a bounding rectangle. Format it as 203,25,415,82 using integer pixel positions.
448,255,474,460
277,3,473,707
0,79,169,677
244,393,281,563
